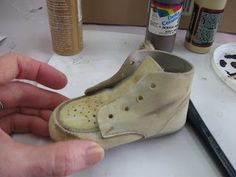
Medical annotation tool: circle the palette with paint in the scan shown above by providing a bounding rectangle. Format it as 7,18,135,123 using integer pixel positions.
212,43,236,91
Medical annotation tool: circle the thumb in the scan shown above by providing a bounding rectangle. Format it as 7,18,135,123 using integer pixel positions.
0,128,13,144
29,140,104,177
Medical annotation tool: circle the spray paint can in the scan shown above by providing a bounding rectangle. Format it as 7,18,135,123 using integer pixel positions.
185,0,227,54
145,0,184,52
47,0,83,56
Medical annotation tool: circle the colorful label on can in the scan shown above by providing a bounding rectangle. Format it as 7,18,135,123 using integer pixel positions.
185,2,224,47
148,1,183,36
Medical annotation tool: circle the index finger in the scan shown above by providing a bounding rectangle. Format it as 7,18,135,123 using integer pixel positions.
0,53,67,89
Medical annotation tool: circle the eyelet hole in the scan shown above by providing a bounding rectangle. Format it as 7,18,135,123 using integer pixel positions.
124,106,130,111
108,114,114,119
137,96,143,101
129,60,135,65
150,83,156,89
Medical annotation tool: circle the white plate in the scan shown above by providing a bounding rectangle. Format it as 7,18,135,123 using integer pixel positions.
212,43,236,92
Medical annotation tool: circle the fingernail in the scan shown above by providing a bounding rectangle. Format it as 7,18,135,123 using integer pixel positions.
85,144,104,166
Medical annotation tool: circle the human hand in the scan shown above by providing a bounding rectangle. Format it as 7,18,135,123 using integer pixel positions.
0,53,104,177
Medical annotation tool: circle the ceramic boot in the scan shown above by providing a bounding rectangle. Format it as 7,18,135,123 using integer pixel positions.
49,50,194,149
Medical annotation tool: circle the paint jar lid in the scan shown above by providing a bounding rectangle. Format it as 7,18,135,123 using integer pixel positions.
212,43,236,92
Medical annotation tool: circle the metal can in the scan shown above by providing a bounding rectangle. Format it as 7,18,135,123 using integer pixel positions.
145,0,184,52
47,0,83,56
184,0,227,54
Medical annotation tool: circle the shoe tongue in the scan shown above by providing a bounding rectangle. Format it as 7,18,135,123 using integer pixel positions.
143,56,164,72
85,55,163,95
122,55,163,86
136,55,164,74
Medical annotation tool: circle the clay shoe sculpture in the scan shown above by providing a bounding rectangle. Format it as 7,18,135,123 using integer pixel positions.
49,50,194,149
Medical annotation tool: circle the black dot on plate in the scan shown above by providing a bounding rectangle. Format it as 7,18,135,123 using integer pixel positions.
231,62,236,69
220,60,227,67
224,54,236,59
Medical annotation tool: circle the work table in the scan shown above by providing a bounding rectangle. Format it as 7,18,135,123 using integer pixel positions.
0,0,236,177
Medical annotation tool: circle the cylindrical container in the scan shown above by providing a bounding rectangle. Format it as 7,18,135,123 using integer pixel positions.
145,0,184,52
185,0,227,54
46,0,83,56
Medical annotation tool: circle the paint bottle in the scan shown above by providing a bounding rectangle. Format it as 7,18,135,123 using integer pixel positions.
46,0,83,56
145,0,184,52
185,0,227,54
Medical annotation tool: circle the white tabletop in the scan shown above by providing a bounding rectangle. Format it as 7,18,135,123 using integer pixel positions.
1,0,236,177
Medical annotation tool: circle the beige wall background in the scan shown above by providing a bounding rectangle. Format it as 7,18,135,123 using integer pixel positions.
82,0,236,34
